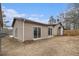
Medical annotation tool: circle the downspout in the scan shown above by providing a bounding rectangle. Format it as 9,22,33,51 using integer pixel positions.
23,19,25,42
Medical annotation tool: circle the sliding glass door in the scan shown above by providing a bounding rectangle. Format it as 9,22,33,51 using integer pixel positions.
33,27,41,38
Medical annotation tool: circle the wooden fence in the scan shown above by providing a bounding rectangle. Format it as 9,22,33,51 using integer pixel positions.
64,29,79,36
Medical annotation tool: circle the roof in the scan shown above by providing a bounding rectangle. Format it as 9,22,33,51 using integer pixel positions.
12,17,60,27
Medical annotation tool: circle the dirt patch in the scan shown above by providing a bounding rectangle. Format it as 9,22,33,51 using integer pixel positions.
1,36,79,56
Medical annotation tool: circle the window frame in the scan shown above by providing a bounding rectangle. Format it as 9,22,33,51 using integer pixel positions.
33,27,41,38
48,27,52,36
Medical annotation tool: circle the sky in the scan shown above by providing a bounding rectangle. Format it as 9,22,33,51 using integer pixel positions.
2,3,68,26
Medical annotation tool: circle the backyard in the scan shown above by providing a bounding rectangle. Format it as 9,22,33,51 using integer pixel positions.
1,36,79,56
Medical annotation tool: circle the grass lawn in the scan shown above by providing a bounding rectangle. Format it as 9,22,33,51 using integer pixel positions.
1,36,79,56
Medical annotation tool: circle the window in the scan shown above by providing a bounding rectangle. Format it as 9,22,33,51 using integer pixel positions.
34,27,37,38
48,28,52,36
33,27,41,38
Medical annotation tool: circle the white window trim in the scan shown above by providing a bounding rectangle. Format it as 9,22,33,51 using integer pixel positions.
32,26,42,40
48,27,53,36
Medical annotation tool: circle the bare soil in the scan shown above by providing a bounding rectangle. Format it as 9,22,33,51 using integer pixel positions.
1,36,79,56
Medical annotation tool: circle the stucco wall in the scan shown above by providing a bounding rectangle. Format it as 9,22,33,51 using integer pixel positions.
53,24,63,36
53,25,59,36
24,22,54,41
13,20,23,42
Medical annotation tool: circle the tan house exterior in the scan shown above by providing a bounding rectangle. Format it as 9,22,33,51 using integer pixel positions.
12,17,63,42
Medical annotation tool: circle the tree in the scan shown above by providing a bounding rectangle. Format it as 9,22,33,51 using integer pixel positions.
2,11,9,27
59,3,79,30
69,3,79,9
0,4,8,55
65,3,79,29
48,16,56,24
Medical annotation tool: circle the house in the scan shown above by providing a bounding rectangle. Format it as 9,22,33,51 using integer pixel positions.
12,17,63,42
59,8,79,30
